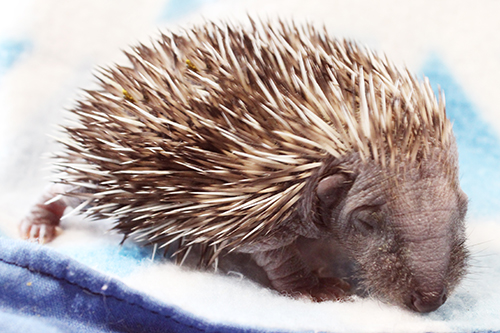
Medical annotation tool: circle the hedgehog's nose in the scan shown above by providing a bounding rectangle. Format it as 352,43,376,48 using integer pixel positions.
410,287,447,313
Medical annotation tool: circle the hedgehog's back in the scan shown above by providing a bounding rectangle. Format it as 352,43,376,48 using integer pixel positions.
57,19,452,253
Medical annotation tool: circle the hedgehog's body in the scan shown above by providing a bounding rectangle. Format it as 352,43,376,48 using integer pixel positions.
21,19,468,313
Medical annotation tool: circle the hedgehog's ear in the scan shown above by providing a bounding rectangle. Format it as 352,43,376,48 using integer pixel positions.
316,173,353,208
299,172,354,234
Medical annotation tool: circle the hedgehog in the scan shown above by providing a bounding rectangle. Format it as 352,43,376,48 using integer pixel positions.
20,18,468,313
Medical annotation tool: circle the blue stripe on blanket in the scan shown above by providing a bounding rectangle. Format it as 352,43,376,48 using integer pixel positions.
0,40,30,76
159,0,216,21
0,237,269,333
58,242,156,277
423,56,500,218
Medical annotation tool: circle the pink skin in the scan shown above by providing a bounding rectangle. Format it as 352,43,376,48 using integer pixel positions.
19,184,69,243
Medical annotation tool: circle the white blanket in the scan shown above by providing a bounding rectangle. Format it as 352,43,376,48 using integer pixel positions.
1,0,500,331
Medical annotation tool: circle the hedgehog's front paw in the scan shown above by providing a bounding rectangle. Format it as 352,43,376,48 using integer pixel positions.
19,215,59,244
19,185,69,244
301,277,352,302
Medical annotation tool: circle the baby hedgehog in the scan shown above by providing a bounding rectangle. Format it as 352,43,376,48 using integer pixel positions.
20,19,468,313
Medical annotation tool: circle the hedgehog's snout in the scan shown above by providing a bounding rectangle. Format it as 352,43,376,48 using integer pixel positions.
408,287,448,313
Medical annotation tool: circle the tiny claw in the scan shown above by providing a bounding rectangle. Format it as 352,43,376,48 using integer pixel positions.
38,225,47,244
29,223,40,241
19,219,31,240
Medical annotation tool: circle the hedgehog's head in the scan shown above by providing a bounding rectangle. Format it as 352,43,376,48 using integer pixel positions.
315,149,468,312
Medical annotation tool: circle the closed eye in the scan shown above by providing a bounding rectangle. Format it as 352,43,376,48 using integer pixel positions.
350,206,383,236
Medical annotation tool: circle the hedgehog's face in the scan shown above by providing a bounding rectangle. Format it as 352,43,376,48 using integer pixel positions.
317,158,468,312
